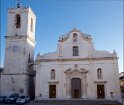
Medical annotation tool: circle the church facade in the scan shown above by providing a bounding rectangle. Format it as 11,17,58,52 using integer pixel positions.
35,29,121,101
1,4,121,102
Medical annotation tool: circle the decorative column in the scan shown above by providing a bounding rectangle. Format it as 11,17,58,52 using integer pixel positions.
82,73,87,98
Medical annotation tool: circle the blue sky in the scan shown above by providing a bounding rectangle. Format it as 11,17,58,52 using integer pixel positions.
0,0,123,72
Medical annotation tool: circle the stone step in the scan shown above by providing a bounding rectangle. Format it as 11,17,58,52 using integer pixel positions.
33,99,123,105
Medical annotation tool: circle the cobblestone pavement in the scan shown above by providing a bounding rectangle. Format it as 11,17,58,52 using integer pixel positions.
0,100,123,105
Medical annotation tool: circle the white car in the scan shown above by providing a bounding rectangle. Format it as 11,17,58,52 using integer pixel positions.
16,95,30,104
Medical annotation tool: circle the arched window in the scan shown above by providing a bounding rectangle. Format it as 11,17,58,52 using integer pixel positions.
73,33,77,42
30,18,33,32
97,68,102,79
15,14,21,28
73,46,79,56
51,69,55,79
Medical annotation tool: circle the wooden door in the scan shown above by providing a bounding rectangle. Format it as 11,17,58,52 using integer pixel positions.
97,85,105,98
49,85,56,98
71,78,81,98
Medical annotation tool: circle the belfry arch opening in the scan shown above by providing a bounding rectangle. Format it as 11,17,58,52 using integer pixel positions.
15,14,21,28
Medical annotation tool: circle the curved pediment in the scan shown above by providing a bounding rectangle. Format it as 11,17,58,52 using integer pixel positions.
80,68,88,73
80,33,92,41
64,68,88,74
58,33,70,42
58,28,92,42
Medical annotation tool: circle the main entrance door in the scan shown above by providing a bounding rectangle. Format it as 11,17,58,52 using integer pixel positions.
97,85,105,98
49,85,56,98
71,78,81,98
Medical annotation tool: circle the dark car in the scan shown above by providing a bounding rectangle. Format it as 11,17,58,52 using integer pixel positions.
16,95,30,104
0,96,7,103
5,93,19,104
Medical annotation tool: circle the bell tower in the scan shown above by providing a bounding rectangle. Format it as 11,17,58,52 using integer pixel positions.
1,2,36,99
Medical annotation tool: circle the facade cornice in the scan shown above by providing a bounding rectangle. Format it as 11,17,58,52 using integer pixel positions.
36,57,118,63
94,81,107,83
5,35,26,39
2,73,30,75
48,80,59,84
5,35,35,42
8,7,36,19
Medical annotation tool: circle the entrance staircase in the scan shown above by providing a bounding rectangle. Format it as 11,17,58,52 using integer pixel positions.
33,99,123,105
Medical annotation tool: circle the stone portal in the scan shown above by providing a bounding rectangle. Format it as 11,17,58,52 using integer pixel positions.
65,68,88,98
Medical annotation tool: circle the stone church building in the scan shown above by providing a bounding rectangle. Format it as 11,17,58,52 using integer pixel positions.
1,4,121,102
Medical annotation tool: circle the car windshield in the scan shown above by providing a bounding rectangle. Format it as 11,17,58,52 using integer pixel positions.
19,96,25,98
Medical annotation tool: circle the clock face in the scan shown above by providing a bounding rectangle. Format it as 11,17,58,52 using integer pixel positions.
13,45,18,52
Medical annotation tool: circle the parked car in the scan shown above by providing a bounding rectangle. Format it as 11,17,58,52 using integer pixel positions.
5,93,19,104
16,95,30,104
0,96,7,103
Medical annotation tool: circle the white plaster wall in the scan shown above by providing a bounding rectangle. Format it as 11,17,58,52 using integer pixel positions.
35,59,121,101
91,59,121,101
35,60,91,99
35,30,121,102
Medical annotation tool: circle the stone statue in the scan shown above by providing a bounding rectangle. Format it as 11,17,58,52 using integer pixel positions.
51,70,55,79
98,69,102,79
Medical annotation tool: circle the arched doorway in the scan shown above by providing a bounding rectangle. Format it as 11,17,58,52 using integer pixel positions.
71,78,81,98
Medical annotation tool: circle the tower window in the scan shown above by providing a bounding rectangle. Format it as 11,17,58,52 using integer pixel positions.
15,14,21,28
73,46,79,56
97,68,102,79
51,69,55,79
30,18,33,32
